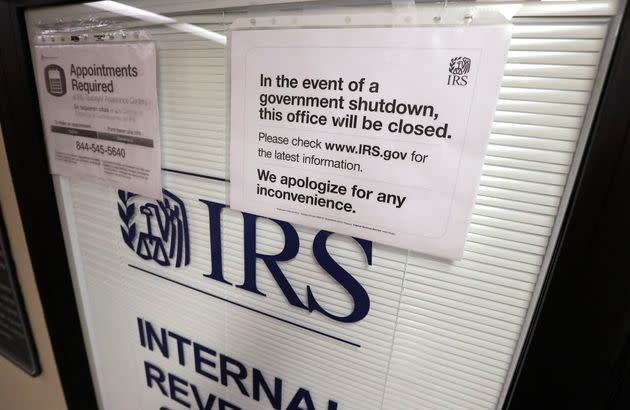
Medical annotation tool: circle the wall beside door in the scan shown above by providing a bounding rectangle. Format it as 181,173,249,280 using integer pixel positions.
0,125,66,410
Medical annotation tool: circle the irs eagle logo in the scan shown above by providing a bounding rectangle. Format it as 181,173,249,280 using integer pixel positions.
449,56,471,75
118,189,190,267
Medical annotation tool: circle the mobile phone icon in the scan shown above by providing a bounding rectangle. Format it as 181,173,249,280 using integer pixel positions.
44,64,66,97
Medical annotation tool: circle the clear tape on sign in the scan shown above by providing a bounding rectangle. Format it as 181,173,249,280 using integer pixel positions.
229,3,517,30
35,29,151,45
32,8,154,44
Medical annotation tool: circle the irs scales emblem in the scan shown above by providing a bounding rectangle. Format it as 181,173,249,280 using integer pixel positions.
118,190,190,267
448,56,471,75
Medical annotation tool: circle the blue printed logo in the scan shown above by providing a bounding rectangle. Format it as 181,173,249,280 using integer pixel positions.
118,189,190,267
118,191,373,326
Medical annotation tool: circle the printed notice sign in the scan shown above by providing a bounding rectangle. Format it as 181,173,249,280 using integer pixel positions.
230,26,511,259
34,42,161,199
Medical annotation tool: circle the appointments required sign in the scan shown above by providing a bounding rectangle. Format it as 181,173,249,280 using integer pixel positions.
34,42,162,199
230,25,511,259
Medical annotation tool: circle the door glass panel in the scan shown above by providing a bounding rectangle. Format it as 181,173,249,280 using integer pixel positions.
25,1,623,408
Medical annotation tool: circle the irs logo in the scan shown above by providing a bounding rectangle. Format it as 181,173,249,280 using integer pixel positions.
449,56,471,75
118,189,190,267
447,57,471,86
44,64,66,96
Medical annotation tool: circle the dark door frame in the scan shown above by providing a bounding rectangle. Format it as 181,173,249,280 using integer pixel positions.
0,0,98,409
1,1,630,409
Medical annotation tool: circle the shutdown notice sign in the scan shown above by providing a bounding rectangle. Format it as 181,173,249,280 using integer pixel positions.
34,42,162,199
230,25,511,259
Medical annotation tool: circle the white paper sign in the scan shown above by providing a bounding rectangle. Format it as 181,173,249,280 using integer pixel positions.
230,26,511,259
34,42,162,198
